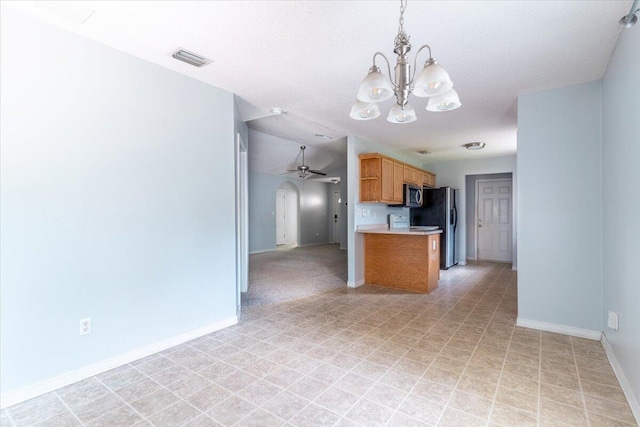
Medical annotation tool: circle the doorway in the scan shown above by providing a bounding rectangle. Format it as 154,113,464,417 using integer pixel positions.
332,191,341,244
276,189,286,245
235,133,249,308
276,182,299,246
476,178,513,262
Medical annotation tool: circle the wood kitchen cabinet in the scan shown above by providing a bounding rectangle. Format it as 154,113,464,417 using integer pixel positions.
393,161,404,202
423,172,436,188
411,168,422,186
359,154,403,204
359,153,437,203
362,231,441,293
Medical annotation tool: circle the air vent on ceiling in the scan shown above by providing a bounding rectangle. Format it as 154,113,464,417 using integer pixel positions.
172,49,212,67
417,149,431,155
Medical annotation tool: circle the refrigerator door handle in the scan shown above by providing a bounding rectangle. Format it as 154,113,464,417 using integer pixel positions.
452,206,458,231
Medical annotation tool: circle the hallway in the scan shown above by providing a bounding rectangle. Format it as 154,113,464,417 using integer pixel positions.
242,244,347,310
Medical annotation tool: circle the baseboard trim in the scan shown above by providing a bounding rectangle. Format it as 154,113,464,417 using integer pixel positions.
249,249,274,254
0,315,238,409
347,279,365,288
516,318,602,340
512,266,518,271
601,334,640,424
457,260,467,266
297,242,333,248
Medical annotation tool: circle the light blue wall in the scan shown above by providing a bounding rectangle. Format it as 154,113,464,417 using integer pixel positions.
601,25,640,405
0,9,237,394
426,156,517,267
517,81,602,331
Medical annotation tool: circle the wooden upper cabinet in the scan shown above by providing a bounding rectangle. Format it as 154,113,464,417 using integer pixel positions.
359,156,381,202
359,153,436,203
403,165,413,184
393,162,404,203
380,157,395,202
411,169,422,186
423,172,436,188
359,154,404,204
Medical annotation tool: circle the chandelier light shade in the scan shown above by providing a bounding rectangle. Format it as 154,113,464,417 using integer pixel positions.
413,60,453,98
350,100,381,120
356,66,395,103
350,0,460,124
387,103,417,124
426,89,461,112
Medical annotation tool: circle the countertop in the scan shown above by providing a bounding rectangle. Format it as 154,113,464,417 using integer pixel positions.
357,224,443,236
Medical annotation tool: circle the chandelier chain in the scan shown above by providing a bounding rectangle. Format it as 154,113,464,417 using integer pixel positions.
398,0,407,33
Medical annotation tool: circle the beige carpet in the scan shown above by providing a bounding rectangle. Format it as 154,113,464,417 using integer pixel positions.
242,244,347,310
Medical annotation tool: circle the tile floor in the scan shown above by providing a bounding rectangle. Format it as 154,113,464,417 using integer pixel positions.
2,262,636,426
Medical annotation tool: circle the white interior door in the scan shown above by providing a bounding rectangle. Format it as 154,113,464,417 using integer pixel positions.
477,179,513,262
332,191,341,244
276,189,286,245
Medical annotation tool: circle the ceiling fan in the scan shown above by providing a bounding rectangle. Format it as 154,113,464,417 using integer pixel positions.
283,146,327,179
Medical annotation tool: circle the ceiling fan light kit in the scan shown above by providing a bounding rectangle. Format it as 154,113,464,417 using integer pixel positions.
351,0,460,124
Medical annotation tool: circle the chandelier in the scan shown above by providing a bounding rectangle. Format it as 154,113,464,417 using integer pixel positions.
350,0,461,124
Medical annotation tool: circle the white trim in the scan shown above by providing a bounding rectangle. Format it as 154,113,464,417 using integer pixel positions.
516,318,602,340
297,242,332,248
457,260,467,266
511,266,518,271
0,315,238,409
347,279,365,288
249,249,275,254
602,334,640,424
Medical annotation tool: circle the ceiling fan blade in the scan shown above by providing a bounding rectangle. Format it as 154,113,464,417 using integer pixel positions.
309,170,327,176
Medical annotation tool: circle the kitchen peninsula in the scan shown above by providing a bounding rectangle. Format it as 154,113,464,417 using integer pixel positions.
358,225,442,293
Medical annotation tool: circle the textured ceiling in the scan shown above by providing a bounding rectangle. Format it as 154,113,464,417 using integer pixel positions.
3,0,629,165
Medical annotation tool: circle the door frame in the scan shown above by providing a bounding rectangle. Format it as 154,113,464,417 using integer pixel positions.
332,191,341,244
275,189,286,245
235,133,249,313
474,178,513,261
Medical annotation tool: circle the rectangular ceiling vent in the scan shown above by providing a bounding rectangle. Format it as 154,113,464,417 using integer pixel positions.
171,49,212,67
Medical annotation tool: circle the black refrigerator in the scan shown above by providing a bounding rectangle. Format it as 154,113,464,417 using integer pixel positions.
410,187,458,269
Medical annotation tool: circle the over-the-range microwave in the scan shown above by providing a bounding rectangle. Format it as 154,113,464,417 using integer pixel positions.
390,184,423,208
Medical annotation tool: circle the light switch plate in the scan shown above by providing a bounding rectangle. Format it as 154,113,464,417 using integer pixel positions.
607,311,619,331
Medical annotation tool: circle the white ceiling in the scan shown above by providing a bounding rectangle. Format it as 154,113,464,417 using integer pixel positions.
4,0,629,164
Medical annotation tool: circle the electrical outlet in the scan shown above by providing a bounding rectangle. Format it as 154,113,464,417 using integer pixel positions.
80,318,91,335
362,208,371,217
607,311,619,331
